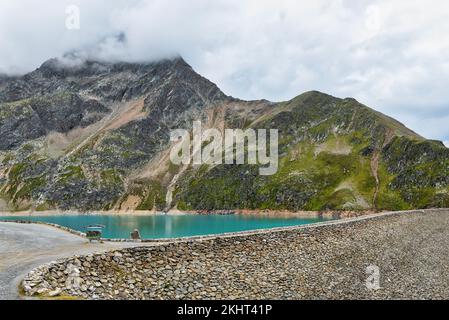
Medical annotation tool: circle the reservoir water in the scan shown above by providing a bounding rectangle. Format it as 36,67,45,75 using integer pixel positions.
0,214,334,239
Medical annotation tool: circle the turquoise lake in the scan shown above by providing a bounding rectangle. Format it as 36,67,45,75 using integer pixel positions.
0,214,333,239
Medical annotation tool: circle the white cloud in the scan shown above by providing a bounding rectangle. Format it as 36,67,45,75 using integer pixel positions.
1,0,449,144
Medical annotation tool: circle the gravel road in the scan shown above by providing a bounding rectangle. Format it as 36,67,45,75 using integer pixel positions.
0,222,154,300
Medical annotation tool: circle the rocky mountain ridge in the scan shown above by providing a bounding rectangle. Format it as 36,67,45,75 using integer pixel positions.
0,57,448,212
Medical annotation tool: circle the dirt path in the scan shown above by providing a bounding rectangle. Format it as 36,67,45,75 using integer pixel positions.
370,151,381,208
0,222,156,300
370,129,395,208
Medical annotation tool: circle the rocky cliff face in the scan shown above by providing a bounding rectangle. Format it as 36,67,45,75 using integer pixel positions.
0,57,448,212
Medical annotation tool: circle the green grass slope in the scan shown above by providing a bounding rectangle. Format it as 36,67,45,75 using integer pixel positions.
173,91,448,211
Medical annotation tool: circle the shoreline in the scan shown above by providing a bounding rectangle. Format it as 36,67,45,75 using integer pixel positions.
0,208,381,219
1,209,441,243
20,208,449,300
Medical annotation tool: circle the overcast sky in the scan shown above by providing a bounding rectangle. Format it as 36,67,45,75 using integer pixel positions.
1,0,448,146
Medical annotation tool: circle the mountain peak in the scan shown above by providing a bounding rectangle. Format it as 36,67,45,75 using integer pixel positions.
35,55,191,79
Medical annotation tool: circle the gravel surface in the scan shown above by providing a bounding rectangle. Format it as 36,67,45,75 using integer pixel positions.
0,222,157,300
21,209,449,300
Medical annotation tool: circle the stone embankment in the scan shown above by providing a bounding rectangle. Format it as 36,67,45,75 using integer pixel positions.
22,209,449,299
